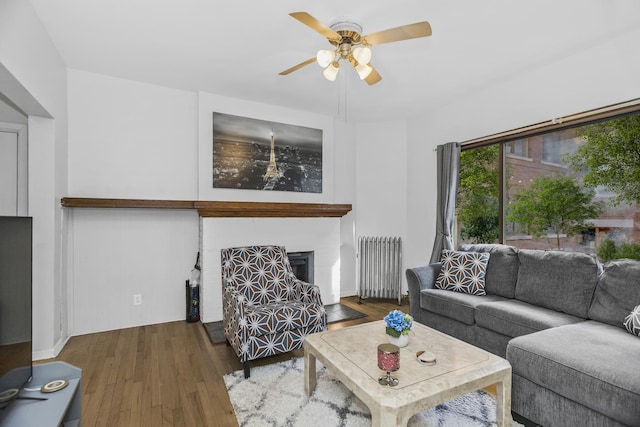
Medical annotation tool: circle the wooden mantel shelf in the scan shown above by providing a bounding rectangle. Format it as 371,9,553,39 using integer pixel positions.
61,198,352,218
61,197,194,210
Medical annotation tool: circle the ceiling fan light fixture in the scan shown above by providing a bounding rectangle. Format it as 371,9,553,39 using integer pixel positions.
352,46,372,65
281,12,432,86
355,62,372,80
316,49,336,68
323,62,340,81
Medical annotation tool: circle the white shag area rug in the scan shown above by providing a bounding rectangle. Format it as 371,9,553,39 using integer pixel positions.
224,358,523,427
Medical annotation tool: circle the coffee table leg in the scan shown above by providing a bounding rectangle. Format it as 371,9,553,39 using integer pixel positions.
496,374,512,427
304,349,317,396
371,408,403,427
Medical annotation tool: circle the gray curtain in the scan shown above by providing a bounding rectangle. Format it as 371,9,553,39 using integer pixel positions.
429,142,461,263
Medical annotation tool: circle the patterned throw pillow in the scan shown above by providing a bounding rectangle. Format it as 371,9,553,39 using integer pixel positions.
435,249,490,295
623,305,640,337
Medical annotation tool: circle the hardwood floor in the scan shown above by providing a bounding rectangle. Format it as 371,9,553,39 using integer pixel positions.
45,296,404,427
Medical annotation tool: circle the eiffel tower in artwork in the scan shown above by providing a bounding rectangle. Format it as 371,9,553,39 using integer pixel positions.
263,131,279,190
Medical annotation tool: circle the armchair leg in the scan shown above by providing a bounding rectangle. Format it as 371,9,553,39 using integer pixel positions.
243,361,251,379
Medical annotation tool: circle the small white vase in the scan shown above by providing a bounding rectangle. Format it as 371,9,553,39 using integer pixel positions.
387,333,409,348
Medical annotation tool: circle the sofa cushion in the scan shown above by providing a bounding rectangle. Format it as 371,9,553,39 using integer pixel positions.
506,321,640,426
515,249,599,318
624,305,640,336
420,289,507,325
245,301,325,336
476,299,584,338
434,249,490,295
459,244,519,298
589,258,640,328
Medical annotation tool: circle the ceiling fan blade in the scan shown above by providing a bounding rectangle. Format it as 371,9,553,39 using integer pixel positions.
362,21,432,46
289,12,342,43
278,57,317,76
364,65,382,85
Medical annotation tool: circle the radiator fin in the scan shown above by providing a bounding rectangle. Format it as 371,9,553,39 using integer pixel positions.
357,236,402,305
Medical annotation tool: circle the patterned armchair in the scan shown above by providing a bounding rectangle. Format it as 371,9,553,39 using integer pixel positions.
221,245,327,378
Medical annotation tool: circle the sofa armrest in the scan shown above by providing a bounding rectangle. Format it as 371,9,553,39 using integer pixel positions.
406,263,441,291
222,284,247,326
292,278,324,306
221,284,249,356
290,278,327,329
406,263,441,319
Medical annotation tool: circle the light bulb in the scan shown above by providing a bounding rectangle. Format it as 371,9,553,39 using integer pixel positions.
352,46,372,65
323,62,340,81
355,63,372,80
316,50,336,68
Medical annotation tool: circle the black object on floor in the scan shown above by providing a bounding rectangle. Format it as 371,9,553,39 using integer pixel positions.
326,303,367,324
204,303,367,343
203,321,226,344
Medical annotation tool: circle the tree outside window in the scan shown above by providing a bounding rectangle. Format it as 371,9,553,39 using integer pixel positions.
506,175,604,249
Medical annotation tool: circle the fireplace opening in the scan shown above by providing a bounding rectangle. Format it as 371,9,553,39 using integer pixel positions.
287,251,314,283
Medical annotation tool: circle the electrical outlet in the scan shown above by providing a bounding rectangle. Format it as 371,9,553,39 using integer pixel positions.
133,294,142,305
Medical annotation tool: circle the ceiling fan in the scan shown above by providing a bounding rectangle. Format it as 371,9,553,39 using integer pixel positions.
279,12,432,85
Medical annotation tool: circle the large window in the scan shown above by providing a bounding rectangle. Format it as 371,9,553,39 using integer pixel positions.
457,100,640,262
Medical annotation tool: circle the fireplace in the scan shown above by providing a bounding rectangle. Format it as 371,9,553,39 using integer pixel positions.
201,217,340,322
287,251,314,283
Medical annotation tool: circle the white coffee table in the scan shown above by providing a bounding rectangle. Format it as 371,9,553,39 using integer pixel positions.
304,320,512,426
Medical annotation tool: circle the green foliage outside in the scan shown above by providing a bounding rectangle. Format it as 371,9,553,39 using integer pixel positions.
457,145,500,243
598,238,640,262
566,115,640,205
506,175,605,249
597,238,617,262
459,196,499,244
618,242,640,260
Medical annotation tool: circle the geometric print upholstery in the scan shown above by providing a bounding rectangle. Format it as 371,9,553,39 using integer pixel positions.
624,304,640,337
221,245,327,377
435,249,490,296
221,245,294,307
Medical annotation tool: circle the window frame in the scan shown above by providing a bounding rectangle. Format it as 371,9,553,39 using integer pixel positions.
460,98,640,244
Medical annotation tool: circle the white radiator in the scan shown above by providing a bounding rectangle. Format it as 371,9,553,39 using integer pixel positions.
357,236,402,305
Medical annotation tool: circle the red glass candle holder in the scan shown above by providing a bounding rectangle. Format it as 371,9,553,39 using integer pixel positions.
377,343,400,386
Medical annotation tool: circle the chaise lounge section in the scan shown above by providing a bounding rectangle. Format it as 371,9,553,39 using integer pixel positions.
406,244,640,426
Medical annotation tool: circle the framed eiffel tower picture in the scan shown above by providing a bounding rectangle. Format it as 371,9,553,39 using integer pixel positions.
212,112,322,193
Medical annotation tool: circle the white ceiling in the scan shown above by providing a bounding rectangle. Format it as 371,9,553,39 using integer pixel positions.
28,0,640,122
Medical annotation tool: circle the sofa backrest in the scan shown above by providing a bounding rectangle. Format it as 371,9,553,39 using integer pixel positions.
515,249,599,318
589,259,640,328
459,243,519,298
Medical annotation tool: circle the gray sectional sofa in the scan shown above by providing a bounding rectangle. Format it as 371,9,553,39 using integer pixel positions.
406,244,640,427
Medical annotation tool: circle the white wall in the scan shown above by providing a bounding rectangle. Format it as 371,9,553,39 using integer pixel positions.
0,0,68,359
404,121,439,273
68,69,198,199
355,120,408,236
66,70,200,335
354,120,409,293
405,22,640,273
0,98,27,124
69,209,199,335
333,119,357,297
